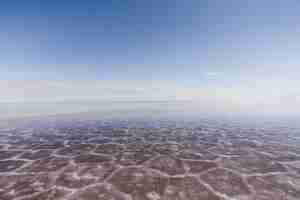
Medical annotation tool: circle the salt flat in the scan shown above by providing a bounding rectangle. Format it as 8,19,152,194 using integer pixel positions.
0,117,299,200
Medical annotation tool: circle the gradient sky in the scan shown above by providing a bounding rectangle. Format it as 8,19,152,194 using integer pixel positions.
1,0,300,116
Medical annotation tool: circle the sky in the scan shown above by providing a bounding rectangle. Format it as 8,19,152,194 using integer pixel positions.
1,0,300,117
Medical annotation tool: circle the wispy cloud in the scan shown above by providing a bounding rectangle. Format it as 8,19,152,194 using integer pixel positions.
204,72,219,80
0,80,176,102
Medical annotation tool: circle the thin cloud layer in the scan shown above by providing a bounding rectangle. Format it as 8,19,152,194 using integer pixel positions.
1,80,300,116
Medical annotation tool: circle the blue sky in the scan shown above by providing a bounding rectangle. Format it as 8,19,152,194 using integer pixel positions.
1,0,300,116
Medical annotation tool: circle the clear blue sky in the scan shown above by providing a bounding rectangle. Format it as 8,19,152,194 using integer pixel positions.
1,0,300,116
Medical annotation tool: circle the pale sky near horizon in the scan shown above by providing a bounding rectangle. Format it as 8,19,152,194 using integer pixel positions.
1,1,300,116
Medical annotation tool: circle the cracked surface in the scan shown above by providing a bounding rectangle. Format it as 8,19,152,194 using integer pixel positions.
0,118,300,199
